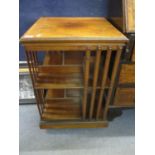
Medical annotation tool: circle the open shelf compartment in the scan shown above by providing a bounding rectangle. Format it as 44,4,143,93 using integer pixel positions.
41,89,82,121
35,51,84,89
34,51,110,89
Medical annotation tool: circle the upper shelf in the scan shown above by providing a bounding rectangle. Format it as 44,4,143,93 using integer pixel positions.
20,17,128,44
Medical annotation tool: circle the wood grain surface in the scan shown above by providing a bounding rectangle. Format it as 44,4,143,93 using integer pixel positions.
123,0,135,32
114,87,135,107
119,64,135,84
20,17,128,43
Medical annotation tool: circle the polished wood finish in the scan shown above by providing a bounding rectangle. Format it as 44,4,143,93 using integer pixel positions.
114,88,135,107
42,98,82,120
20,17,127,43
20,17,128,128
96,49,112,119
103,48,122,120
82,51,90,119
119,64,135,84
123,0,135,33
38,65,82,74
89,50,101,119
40,121,108,129
46,89,65,98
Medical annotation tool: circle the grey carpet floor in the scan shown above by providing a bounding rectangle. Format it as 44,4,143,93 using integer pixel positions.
19,105,135,155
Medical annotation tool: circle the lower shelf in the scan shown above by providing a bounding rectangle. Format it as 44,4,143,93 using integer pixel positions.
41,98,82,121
40,120,108,129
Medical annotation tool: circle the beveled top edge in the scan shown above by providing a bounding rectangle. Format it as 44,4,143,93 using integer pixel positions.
20,17,128,44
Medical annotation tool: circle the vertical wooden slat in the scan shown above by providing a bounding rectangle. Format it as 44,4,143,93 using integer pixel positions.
29,52,39,82
89,49,102,119
33,52,45,101
25,51,42,116
29,51,44,112
29,51,44,110
29,51,37,81
33,52,45,108
82,50,90,119
103,47,123,120
37,89,45,110
96,49,112,119
33,52,39,75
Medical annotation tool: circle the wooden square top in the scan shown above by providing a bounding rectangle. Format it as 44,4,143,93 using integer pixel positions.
20,17,128,43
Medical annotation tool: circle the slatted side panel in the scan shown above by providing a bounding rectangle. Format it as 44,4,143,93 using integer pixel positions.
25,51,44,116
103,47,123,120
82,46,123,120
26,50,85,121
96,48,112,119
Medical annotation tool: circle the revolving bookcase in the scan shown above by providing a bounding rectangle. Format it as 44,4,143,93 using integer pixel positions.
20,17,128,128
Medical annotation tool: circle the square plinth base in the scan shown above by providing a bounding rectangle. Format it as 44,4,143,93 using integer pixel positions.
40,120,108,129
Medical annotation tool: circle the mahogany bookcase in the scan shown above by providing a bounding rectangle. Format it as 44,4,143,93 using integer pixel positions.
20,17,128,129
